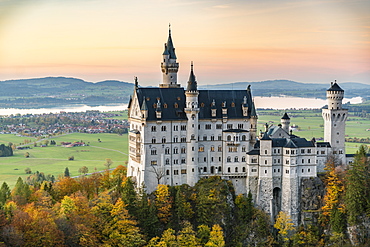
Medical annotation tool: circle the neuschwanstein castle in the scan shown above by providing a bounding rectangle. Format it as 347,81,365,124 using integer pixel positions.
127,28,350,224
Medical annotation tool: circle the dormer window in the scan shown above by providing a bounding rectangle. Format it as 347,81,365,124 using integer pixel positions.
212,109,216,117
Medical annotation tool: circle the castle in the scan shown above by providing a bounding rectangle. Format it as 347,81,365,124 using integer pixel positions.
127,28,349,224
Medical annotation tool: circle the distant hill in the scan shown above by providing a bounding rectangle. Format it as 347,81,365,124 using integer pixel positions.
0,77,134,108
199,80,370,100
0,77,369,108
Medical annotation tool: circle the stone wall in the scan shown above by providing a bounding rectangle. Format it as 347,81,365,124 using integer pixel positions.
300,177,325,226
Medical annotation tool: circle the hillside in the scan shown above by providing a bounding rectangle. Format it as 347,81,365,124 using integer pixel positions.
0,77,134,108
1,77,369,108
199,80,370,100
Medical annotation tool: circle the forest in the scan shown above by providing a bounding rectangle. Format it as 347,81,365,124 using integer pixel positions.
0,146,369,247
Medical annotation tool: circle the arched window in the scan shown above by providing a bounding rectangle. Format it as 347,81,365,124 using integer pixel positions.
165,159,170,165
242,167,246,172
242,135,246,141
227,167,231,173
227,135,232,141
210,146,215,152
174,147,178,154
204,167,207,172
162,137,166,143
218,146,222,152
151,149,157,155
234,156,239,162
235,167,238,173
227,156,231,162
161,126,166,131
165,147,170,154
151,137,156,143
181,147,186,153
242,156,246,162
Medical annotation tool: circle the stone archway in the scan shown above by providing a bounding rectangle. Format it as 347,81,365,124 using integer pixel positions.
272,187,282,219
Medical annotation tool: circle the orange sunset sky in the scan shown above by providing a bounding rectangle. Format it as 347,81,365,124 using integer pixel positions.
0,0,369,86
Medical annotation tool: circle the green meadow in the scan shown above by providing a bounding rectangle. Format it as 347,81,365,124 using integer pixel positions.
0,133,128,188
257,109,370,154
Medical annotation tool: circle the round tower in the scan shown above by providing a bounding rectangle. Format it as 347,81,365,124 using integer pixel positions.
160,25,180,88
184,62,199,186
281,112,290,134
322,81,348,164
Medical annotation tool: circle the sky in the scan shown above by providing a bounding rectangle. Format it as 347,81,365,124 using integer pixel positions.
0,0,369,86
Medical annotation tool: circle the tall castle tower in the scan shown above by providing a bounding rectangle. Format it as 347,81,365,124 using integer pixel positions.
185,62,200,186
281,112,290,133
160,25,180,88
322,81,347,164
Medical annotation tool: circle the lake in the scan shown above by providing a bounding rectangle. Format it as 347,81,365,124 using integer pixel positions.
0,96,363,116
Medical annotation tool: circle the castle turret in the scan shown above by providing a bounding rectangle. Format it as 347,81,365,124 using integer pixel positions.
322,81,347,164
160,25,180,88
185,62,199,186
281,112,290,134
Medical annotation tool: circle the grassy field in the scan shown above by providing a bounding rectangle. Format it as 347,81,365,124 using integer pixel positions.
0,133,128,188
257,109,370,154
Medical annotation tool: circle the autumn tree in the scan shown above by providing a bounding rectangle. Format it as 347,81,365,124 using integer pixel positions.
274,211,295,246
205,224,225,247
155,184,173,225
79,166,89,175
104,158,113,169
11,177,31,206
177,221,200,247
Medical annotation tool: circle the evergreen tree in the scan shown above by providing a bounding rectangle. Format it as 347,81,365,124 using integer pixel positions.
345,145,370,226
11,177,31,205
64,167,70,177
0,182,10,207
205,224,225,247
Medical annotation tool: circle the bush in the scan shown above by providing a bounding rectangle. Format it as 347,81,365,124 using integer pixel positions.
68,156,74,161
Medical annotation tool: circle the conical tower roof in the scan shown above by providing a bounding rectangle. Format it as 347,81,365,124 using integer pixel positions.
186,62,197,92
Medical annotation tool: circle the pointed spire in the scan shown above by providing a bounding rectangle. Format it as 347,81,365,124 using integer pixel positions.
165,24,176,59
134,76,139,89
141,97,147,111
250,100,257,117
186,61,197,92
281,112,290,120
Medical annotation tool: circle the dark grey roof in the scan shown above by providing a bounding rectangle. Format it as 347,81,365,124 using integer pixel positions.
261,132,271,140
285,139,298,148
316,142,331,147
281,112,290,120
272,138,287,147
141,97,148,111
327,82,344,92
135,86,256,121
130,130,140,134
223,129,249,133
247,149,260,155
291,138,315,147
187,63,197,91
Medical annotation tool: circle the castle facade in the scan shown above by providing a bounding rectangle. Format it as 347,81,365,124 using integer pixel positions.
127,28,349,224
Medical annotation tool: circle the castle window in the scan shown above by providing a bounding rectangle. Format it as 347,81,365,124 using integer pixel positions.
181,137,186,142
211,135,215,141
227,135,232,141
242,135,246,141
181,125,186,131
307,149,311,153
163,103,168,108
274,149,276,154
177,97,181,100
192,157,194,161
235,167,238,172
218,135,222,141
286,160,289,164
219,157,221,162
291,150,295,154
174,147,178,154
308,159,311,163
161,126,166,131
321,151,325,154
181,169,187,174
174,125,178,131
265,170,267,174
265,150,267,154
173,136,178,142
264,160,267,164
302,159,304,163
231,102,235,107
199,146,204,152
181,147,186,153
216,124,222,129
302,169,304,173
201,102,205,107
204,167,207,172
181,158,186,164
191,134,195,140
308,168,311,172
166,170,170,175
205,124,211,129
238,124,244,129
162,138,166,143
151,126,156,132
301,149,305,153
174,103,178,108
278,159,280,163
242,167,246,172
227,156,231,162
165,159,170,165
151,149,157,155
274,159,276,163
146,97,150,101
174,159,178,164
252,168,257,172
227,124,233,129
174,170,179,175
235,157,239,162
152,137,156,143
211,157,214,162
274,169,276,173
286,169,289,174
339,150,343,154
227,167,231,173
251,158,257,163
242,146,246,152
278,169,280,172
211,146,215,152
242,156,246,162
203,135,207,141
151,160,157,166
204,157,207,162
286,150,289,154
218,146,222,152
